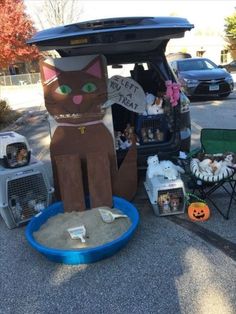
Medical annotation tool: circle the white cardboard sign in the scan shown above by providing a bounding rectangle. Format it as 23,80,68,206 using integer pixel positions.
103,75,146,113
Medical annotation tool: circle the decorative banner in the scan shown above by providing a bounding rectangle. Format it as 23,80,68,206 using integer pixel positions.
103,75,146,113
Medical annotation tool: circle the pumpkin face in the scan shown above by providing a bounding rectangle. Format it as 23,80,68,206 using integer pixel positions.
188,202,210,222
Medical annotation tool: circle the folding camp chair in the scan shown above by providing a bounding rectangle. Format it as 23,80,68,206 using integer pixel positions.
189,128,236,219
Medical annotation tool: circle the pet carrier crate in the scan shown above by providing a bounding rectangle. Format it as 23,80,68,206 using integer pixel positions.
136,114,169,145
144,175,186,216
0,131,31,168
0,157,54,229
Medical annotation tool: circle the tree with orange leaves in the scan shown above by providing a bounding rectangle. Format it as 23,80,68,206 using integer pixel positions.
0,0,39,68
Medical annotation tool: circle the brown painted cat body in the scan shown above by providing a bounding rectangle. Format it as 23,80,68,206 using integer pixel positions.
40,56,137,211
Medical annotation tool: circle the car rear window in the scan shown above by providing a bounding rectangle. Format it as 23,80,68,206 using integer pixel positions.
107,63,148,78
178,59,216,71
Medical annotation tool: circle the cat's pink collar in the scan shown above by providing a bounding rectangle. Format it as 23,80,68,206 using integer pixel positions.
56,120,104,127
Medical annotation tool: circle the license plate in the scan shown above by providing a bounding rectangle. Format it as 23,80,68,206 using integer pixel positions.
209,84,219,91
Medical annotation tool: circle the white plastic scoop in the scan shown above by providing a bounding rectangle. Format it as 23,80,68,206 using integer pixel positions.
98,208,128,223
67,225,86,242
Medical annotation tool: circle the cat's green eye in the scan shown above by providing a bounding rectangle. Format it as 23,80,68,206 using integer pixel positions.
82,82,97,93
55,85,72,95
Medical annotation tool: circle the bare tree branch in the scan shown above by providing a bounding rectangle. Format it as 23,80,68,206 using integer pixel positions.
33,0,82,29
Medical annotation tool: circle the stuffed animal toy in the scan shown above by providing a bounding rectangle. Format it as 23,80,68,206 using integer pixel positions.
115,131,132,150
124,124,140,146
222,152,236,167
141,128,149,143
165,80,174,104
147,128,155,142
172,82,180,107
198,158,214,175
147,155,162,179
145,93,164,115
159,160,185,180
196,152,213,162
213,152,236,176
170,196,180,212
165,80,180,107
147,155,185,180
16,148,28,164
155,129,164,141
124,123,133,139
114,132,120,150
158,193,171,213
197,152,236,177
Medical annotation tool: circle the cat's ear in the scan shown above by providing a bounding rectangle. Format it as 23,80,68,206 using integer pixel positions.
40,61,61,83
84,56,104,78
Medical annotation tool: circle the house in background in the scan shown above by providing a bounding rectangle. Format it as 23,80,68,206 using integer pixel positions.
0,61,39,76
166,27,234,65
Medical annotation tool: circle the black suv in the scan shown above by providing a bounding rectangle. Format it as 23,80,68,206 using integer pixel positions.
28,16,194,168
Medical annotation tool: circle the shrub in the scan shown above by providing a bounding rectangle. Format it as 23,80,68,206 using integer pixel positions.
0,99,21,129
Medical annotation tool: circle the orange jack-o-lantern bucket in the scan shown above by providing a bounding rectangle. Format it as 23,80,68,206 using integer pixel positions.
188,202,210,222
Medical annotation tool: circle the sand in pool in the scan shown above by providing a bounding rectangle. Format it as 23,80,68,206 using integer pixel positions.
34,207,131,250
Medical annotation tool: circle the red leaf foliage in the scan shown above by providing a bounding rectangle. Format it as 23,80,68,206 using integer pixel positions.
0,0,39,67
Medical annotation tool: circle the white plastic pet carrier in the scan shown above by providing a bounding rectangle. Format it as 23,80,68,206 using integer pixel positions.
0,131,31,168
144,174,186,216
0,157,54,229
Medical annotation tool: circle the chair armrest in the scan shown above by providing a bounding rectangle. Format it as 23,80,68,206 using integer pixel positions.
186,147,202,159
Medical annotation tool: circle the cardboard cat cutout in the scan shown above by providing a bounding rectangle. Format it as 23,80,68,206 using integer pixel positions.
40,55,137,211
41,56,107,124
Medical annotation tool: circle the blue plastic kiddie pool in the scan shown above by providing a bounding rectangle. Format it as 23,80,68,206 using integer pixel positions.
25,196,139,265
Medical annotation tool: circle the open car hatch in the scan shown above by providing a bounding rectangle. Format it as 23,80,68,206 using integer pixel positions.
28,16,194,55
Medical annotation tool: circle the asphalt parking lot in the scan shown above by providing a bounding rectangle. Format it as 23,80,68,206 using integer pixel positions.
0,103,236,314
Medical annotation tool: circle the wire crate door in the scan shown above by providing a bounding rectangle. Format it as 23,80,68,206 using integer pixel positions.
7,172,49,225
136,114,168,144
157,187,185,216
